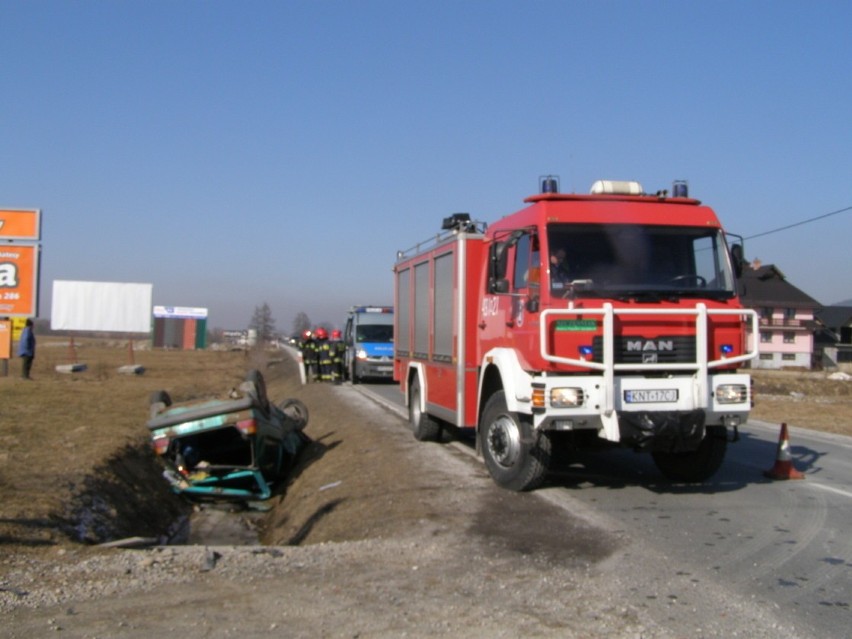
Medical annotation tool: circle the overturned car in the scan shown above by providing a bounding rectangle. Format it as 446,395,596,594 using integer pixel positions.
147,369,309,501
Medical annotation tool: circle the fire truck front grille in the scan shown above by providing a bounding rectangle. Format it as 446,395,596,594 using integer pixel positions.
591,336,697,364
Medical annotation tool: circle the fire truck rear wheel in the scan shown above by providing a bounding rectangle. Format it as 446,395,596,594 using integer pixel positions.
651,425,727,482
409,377,441,441
480,391,550,492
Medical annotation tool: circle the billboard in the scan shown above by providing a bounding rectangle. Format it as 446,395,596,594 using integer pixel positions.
0,320,10,359
0,244,40,317
51,280,153,333
153,305,208,319
0,209,41,241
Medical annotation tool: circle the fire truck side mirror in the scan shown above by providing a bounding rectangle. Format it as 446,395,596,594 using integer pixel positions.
491,278,510,294
526,296,539,313
730,243,744,278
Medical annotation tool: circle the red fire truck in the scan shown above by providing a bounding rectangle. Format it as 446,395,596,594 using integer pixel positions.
393,177,758,491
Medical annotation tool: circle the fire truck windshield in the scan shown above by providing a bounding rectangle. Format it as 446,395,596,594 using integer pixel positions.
547,223,736,300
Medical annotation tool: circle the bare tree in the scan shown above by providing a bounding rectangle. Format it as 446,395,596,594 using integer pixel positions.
249,302,276,344
292,311,311,337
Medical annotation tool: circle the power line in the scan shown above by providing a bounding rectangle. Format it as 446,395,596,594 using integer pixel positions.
745,204,852,241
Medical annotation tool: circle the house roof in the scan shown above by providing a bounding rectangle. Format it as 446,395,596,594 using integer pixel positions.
816,305,852,330
738,263,821,308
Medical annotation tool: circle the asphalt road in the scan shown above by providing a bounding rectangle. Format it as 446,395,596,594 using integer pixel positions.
358,380,852,638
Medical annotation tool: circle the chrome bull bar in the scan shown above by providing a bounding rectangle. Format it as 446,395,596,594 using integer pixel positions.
539,303,759,420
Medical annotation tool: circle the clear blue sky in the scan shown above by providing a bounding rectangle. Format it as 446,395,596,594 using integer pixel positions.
3,0,851,332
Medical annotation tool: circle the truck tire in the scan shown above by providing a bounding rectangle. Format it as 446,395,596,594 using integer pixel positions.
409,377,441,441
479,391,550,491
651,425,727,482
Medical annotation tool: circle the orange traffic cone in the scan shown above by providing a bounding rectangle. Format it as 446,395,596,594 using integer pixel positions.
763,423,805,480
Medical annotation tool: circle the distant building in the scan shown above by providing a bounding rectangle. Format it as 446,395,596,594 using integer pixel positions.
739,261,819,370
814,306,852,368
222,329,247,346
153,306,208,350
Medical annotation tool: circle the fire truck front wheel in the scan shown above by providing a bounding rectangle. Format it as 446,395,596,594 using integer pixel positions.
480,391,551,492
651,425,727,482
409,377,441,441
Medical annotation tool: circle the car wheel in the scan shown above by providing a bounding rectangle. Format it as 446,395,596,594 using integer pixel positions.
149,390,171,407
149,390,172,418
244,369,270,414
278,398,309,430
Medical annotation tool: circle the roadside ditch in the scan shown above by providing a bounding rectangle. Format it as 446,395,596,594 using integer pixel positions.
56,440,271,548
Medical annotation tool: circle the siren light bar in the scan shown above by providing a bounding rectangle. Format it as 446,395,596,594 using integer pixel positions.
590,180,644,195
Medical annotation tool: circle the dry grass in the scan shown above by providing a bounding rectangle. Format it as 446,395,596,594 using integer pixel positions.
749,369,852,436
0,338,286,548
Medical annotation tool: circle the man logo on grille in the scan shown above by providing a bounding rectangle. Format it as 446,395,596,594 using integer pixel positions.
626,339,674,353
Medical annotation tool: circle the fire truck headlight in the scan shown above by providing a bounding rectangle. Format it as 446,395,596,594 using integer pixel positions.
551,387,585,408
715,384,748,404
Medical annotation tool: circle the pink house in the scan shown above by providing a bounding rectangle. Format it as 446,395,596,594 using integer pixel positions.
738,262,819,370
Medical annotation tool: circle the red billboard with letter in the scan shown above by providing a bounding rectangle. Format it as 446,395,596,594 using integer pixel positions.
0,244,39,317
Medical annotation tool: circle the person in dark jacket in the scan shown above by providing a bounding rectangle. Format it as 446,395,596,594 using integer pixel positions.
18,318,36,379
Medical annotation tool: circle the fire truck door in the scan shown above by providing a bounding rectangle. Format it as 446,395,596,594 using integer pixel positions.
509,231,541,364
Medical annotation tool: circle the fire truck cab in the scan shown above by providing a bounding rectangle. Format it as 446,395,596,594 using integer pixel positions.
393,177,758,491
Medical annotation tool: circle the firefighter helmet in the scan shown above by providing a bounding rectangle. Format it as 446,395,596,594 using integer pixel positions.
315,327,328,340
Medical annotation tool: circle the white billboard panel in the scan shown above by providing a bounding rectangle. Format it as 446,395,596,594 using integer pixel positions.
153,305,208,319
51,280,153,333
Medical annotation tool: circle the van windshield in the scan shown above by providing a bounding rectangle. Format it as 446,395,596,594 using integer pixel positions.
356,324,394,342
547,223,736,300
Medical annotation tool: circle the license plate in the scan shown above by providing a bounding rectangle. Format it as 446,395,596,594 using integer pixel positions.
377,366,393,372
624,389,678,403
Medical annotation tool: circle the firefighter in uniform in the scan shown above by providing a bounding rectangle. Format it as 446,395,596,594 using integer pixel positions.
330,329,344,384
315,327,334,382
300,329,319,383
